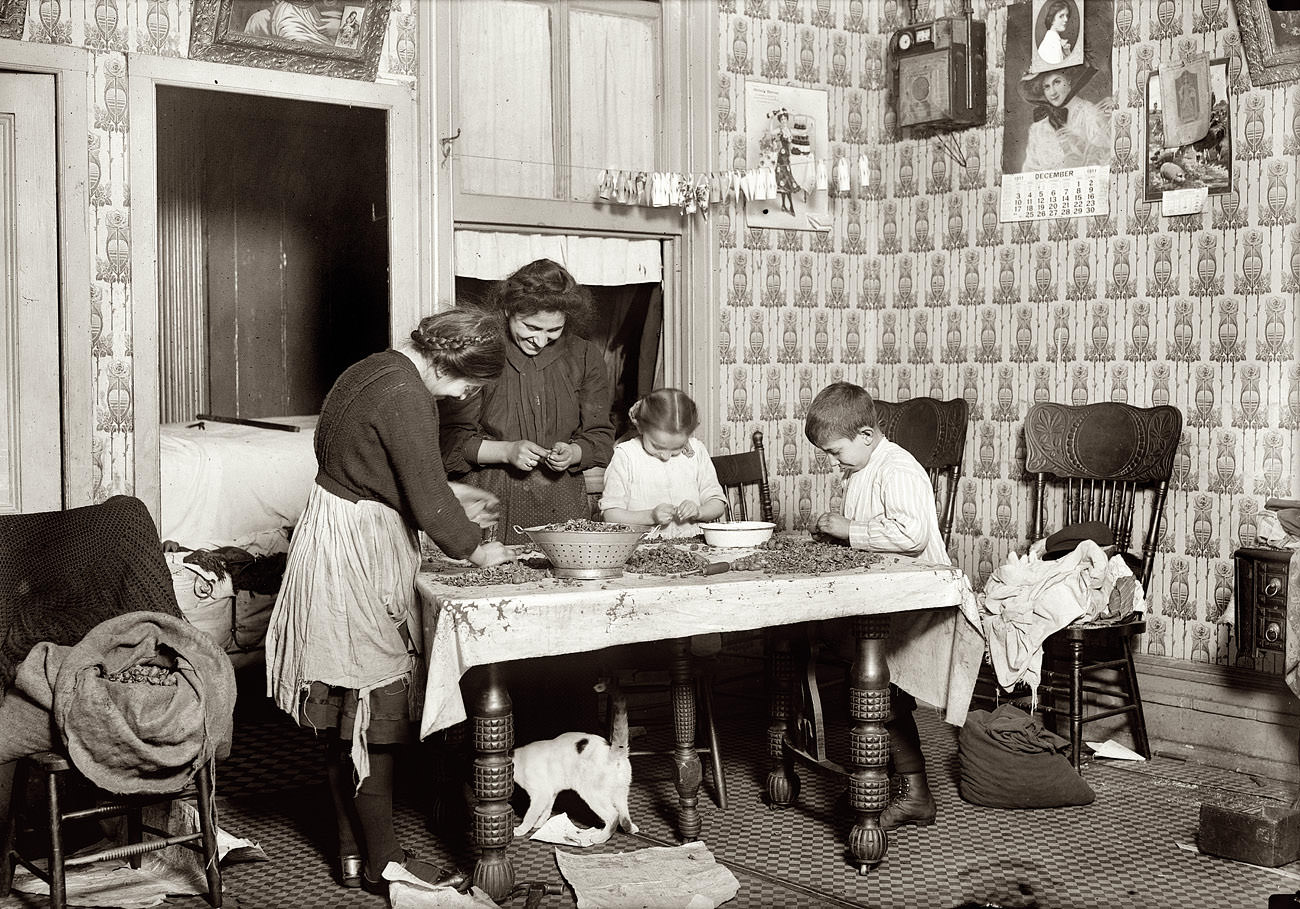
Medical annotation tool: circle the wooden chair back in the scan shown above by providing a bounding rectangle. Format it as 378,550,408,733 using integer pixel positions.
1023,401,1183,584
710,429,774,523
873,397,969,545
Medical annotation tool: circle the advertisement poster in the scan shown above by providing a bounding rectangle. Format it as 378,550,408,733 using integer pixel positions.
744,82,831,232
1000,0,1114,222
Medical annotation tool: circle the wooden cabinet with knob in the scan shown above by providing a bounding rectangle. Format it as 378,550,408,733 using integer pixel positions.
1233,547,1292,661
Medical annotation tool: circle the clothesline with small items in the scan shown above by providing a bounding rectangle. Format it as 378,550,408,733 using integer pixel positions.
448,151,877,219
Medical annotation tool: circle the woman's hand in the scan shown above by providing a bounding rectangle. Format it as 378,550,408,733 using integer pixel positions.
467,541,513,567
674,500,701,523
651,503,677,526
448,482,500,529
545,441,579,471
506,440,551,471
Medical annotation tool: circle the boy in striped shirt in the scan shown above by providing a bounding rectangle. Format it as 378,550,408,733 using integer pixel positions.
805,382,950,830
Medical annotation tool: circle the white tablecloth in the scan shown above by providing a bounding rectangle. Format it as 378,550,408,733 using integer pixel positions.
416,554,983,739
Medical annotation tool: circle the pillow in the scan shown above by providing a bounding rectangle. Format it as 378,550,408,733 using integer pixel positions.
958,704,1095,808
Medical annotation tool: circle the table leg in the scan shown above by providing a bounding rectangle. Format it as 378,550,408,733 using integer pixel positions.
671,638,703,841
847,616,891,873
469,664,515,901
765,628,800,806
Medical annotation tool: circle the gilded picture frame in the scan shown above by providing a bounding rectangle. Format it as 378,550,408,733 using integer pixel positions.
0,0,26,40
189,0,393,82
1231,0,1300,87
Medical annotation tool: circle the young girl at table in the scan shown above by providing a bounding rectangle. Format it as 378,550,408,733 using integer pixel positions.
599,388,728,538
803,382,961,832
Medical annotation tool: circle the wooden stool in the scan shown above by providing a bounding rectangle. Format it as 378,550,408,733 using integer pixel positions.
0,751,222,909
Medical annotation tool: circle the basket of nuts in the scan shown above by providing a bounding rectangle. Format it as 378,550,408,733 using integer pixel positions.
516,519,651,579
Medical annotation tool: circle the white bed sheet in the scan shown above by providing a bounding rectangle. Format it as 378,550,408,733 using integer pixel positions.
160,415,319,549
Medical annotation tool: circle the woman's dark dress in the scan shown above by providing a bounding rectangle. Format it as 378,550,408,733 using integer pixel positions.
441,334,615,544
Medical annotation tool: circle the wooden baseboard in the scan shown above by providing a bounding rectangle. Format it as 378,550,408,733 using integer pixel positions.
1131,654,1300,784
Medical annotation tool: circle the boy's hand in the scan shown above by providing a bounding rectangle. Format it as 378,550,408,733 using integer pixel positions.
651,503,677,526
814,512,850,540
674,500,701,522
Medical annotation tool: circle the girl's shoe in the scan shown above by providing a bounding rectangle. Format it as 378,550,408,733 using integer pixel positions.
340,853,363,889
361,851,472,895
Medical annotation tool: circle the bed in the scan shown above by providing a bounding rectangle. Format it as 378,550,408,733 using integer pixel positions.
160,415,319,669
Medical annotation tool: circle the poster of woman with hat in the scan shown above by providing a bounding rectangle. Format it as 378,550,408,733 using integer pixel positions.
1000,0,1114,222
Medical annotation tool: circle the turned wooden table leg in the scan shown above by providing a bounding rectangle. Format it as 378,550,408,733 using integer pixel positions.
469,664,515,900
765,628,800,807
671,637,703,841
847,615,891,873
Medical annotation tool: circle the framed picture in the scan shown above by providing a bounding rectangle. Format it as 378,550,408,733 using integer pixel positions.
189,0,393,82
1231,0,1300,87
1143,58,1232,203
0,0,25,40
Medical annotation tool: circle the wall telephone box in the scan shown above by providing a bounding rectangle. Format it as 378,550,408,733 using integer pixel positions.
888,14,987,135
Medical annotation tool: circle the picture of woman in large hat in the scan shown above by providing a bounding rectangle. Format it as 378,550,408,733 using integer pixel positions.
1016,61,1115,173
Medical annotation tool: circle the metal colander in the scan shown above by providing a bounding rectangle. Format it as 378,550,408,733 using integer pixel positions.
517,523,649,579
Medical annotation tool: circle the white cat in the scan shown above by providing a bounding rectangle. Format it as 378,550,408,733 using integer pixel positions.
511,702,638,843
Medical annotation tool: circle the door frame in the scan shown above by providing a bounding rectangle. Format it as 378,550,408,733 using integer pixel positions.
0,39,93,509
128,56,418,521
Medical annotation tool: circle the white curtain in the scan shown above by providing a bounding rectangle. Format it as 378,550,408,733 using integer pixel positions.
455,0,553,198
455,231,663,286
568,9,658,185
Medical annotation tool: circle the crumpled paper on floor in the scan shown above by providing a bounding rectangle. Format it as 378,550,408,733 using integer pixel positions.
383,861,498,908
529,812,610,847
554,841,739,908
11,803,264,907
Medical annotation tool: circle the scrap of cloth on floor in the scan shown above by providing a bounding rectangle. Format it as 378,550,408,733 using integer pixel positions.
554,841,740,909
978,537,1144,706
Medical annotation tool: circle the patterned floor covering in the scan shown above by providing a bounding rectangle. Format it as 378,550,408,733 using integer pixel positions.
4,658,1300,909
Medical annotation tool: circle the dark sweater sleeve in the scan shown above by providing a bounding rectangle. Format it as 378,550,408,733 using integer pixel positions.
570,341,615,471
438,395,483,477
373,389,482,560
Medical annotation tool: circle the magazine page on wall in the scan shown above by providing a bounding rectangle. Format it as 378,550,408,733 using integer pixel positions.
1001,0,1115,222
744,82,831,232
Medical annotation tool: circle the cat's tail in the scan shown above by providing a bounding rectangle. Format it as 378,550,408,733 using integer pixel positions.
610,688,630,754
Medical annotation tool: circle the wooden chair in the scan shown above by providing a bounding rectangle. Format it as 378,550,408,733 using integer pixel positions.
1019,401,1182,770
710,430,774,523
873,398,969,545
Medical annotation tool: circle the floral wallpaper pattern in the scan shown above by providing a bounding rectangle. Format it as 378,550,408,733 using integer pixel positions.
12,0,418,503
715,0,1299,668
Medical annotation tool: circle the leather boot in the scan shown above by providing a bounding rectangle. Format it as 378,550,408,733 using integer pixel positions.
879,772,936,829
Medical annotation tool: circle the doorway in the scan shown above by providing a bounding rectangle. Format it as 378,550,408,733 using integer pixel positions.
154,87,391,422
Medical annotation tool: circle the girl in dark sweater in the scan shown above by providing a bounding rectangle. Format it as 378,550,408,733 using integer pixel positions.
266,308,511,896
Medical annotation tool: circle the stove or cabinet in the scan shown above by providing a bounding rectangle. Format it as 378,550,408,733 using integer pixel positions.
1234,547,1292,660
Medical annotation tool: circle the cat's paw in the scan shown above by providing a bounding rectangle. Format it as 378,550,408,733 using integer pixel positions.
513,823,530,838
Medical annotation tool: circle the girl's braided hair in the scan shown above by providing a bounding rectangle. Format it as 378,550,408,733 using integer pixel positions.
409,307,506,381
493,258,594,336
630,387,700,436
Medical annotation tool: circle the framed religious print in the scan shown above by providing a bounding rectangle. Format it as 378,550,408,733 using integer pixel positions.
189,0,393,81
1232,0,1300,87
1143,58,1232,204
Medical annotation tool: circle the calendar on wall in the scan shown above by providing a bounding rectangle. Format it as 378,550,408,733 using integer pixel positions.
999,166,1109,221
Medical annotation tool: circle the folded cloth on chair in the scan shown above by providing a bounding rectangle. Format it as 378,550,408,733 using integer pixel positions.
0,496,182,700
957,704,1095,808
16,611,235,794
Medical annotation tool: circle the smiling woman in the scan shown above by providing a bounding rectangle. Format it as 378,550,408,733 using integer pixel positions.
440,259,616,545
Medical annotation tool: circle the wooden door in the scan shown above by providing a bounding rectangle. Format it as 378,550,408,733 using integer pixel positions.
0,73,61,513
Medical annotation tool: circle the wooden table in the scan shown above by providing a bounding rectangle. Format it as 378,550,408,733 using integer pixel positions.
416,553,981,899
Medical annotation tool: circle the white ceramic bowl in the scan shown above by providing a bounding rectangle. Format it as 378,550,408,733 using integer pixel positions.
699,521,775,548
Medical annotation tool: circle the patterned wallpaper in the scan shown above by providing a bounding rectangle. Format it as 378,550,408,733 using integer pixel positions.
714,0,1299,667
10,0,1298,672
11,0,418,505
